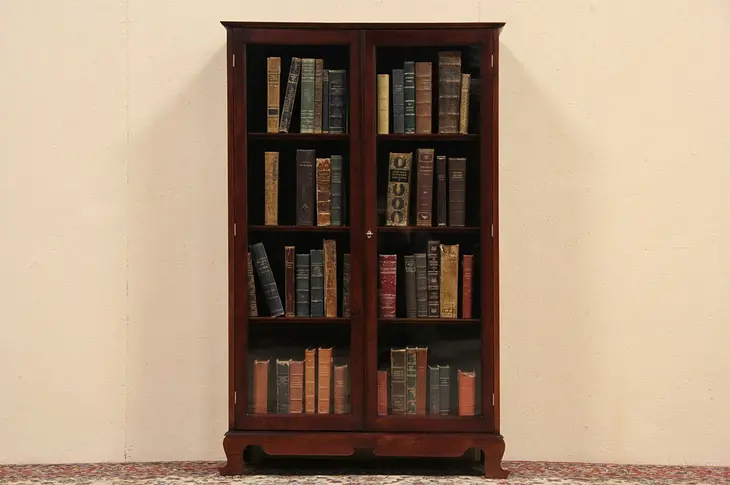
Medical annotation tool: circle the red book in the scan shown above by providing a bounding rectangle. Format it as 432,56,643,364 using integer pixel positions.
379,255,397,318
415,347,428,415
458,370,476,416
462,254,473,319
377,370,388,415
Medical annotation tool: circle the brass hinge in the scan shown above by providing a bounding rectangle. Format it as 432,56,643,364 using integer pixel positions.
491,224,494,237
232,54,236,67
234,223,237,236
492,393,495,406
491,54,494,68
234,391,237,404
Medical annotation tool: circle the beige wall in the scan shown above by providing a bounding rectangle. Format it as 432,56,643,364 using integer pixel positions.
1,0,729,466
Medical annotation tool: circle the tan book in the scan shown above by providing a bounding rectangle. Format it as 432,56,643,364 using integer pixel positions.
377,370,388,415
253,359,269,414
458,73,470,134
458,369,476,416
439,243,459,318
385,152,413,226
316,158,332,226
323,239,337,317
289,360,304,414
415,62,432,133
317,347,333,414
246,252,258,317
304,348,316,413
266,57,281,133
377,74,389,134
334,364,348,414
264,151,279,225
314,59,324,133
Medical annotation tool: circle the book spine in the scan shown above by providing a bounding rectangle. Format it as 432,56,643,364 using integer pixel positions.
448,157,467,227
264,151,279,225
334,364,348,414
414,253,428,317
276,359,290,414
403,61,416,134
392,68,405,134
323,239,337,318
404,255,417,318
266,57,281,133
427,240,440,317
462,254,473,319
439,243,459,318
438,364,450,415
438,51,461,134
385,152,412,226
278,57,301,133
415,62,432,134
328,70,347,134
253,359,269,414
377,74,389,134
377,370,388,415
246,252,258,317
390,348,406,415
304,348,316,413
436,155,447,226
342,254,351,317
316,158,332,226
415,148,435,226
416,347,428,415
296,149,315,226
428,365,440,415
458,370,476,416
379,254,397,318
317,347,332,414
289,360,304,414
295,253,310,316
309,249,324,317
405,347,417,415
459,73,471,134
314,59,324,133
322,69,330,133
250,242,284,317
284,246,295,317
330,155,343,226
300,58,315,133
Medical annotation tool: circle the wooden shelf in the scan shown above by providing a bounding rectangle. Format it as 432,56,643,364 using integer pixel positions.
379,317,479,324
377,226,480,233
249,317,350,324
377,134,479,142
248,133,348,141
249,225,350,233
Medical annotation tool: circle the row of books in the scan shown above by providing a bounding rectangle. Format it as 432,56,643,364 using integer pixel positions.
251,347,349,414
267,57,348,134
248,241,350,318
385,150,466,227
264,150,345,227
377,52,471,135
380,242,472,319
379,347,476,416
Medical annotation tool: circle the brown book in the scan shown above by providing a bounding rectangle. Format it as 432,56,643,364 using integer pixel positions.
377,74,389,134
246,252,258,317
438,51,461,134
379,254,397,318
405,347,417,415
316,158,332,226
458,73,470,134
317,346,332,413
279,57,301,133
377,370,388,416
436,156,447,226
426,240,440,317
415,62,432,133
342,254,351,317
296,149,315,226
289,360,304,414
404,255,417,318
458,370,476,416
253,359,269,414
264,152,279,225
415,148,435,226
266,57,281,133
334,364,348,414
462,254,473,319
304,348,316,413
385,152,413,226
416,347,428,415
439,243,459,318
448,157,466,227
284,246,295,316
314,59,324,133
390,348,406,415
323,239,337,317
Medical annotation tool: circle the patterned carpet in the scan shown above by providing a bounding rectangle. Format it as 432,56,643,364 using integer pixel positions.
0,460,728,484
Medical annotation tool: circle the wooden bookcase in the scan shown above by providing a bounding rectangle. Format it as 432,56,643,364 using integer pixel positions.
220,22,507,479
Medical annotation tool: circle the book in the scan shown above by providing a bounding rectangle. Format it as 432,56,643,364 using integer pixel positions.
328,70,347,134
310,249,325,317
264,151,279,225
296,149,315,226
316,158,332,226
404,255,417,318
379,254,397,318
416,347,428,415
334,364,348,414
439,243,459,318
300,58,316,133
377,370,388,415
330,155,343,226
304,348,316,413
278,57,301,133
266,57,281,133
276,359,290,414
314,58,324,133
289,360,304,414
436,156,447,226
438,364,451,415
342,254,351,317
392,68,405,134
426,240,440,317
448,157,467,226
462,254,473,319
415,148,435,226
250,242,284,317
438,51,461,134
415,62,432,133
390,348,406,415
405,347,417,415
403,61,416,133
317,347,333,413
253,359,269,414
284,246,295,316
414,253,428,317
458,369,476,416
385,152,412,226
295,253,310,316
246,252,258,317
459,73,471,134
428,365,440,415
323,239,337,317
322,69,330,133
377,74,389,134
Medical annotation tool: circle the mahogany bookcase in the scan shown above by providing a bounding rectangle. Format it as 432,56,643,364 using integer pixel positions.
220,21,507,479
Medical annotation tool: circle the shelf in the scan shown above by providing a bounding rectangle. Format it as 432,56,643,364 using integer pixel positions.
377,226,479,234
377,134,479,142
249,317,351,324
249,225,350,233
248,133,348,141
379,318,479,324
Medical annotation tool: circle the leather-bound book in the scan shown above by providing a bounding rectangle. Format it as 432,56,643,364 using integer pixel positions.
416,347,428,415
403,61,416,134
276,359,290,414
278,57,301,133
316,158,332,226
334,364,348,414
438,364,451,415
323,239,337,317
426,241,440,317
250,242,284,317
309,249,324,317
300,58,315,133
439,243,459,318
377,369,388,415
304,348,316,413
392,68,405,134
314,59,324,133
415,148,435,226
377,74,389,134
404,255,417,318
428,365,440,415
414,253,428,317
405,347,417,415
438,51,461,134
415,62,432,133
458,369,476,416
385,152,412,226
379,254,397,318
266,57,281,133
317,347,333,414
296,149,315,226
284,246,295,316
390,348,406,415
459,73,471,134
448,157,467,227
295,253,310,316
322,69,330,133
330,155,343,226
342,254,351,317
264,151,279,225
253,359,269,414
462,254,473,319
289,360,304,414
436,155,447,226
246,252,258,317
328,69,347,134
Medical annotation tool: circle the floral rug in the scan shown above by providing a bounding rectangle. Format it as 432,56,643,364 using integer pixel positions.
0,461,728,484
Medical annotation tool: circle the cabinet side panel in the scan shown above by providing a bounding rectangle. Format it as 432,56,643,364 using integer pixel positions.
490,30,501,433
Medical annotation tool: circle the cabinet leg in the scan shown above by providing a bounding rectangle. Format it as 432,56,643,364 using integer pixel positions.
219,436,247,476
482,441,509,479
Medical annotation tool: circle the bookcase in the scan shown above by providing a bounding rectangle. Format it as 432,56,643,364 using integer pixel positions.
220,22,507,479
